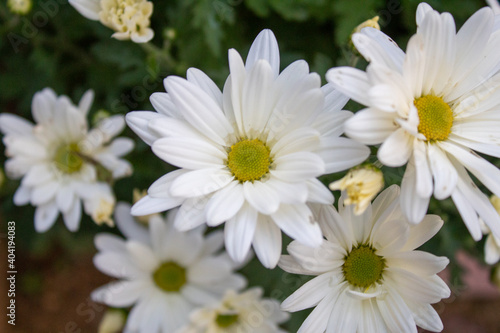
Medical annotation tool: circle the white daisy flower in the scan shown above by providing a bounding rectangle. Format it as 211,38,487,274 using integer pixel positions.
126,29,370,268
179,287,289,333
69,0,154,43
0,88,134,232
327,3,500,241
279,185,450,333
91,203,246,333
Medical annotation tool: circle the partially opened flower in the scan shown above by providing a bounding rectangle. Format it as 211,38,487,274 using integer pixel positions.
179,287,289,333
126,29,369,268
0,88,133,232
92,203,246,333
69,0,154,43
329,163,384,215
327,3,500,241
279,185,450,333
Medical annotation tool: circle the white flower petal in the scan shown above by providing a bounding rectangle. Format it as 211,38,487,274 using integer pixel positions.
224,204,258,263
126,241,159,272
0,113,33,135
186,68,223,108
152,137,226,170
131,194,183,217
400,158,431,224
115,202,150,244
63,200,81,232
440,141,500,199
241,60,276,135
376,287,417,333
34,201,59,233
326,290,359,333
253,216,282,269
13,186,31,205
174,196,210,231
316,137,370,174
281,271,339,312
401,214,443,251
271,152,324,182
205,181,244,225
306,179,334,205
125,111,165,146
427,144,457,199
243,181,280,215
377,128,413,167
386,251,449,276
272,204,322,248
271,128,320,158
245,29,280,77
164,76,233,145
91,280,146,307
326,67,372,106
353,28,405,71
170,168,233,198
296,288,339,333
150,92,179,118
69,0,100,20
344,108,398,145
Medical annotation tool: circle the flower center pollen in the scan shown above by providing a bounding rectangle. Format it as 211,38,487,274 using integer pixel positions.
216,313,239,328
153,261,186,292
227,139,271,182
54,143,84,174
343,245,385,289
414,95,453,141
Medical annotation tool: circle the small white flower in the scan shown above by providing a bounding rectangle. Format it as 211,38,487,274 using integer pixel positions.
92,203,247,333
126,29,370,269
279,185,450,333
329,164,384,215
327,3,500,242
179,287,289,333
69,0,154,43
0,88,134,232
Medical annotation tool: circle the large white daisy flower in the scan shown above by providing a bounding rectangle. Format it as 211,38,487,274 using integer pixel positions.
92,203,246,333
0,88,133,232
126,29,370,268
179,287,289,333
279,185,450,333
327,3,500,241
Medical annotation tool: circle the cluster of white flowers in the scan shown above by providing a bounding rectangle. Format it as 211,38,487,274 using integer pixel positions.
5,1,500,332
0,88,133,232
92,203,288,332
69,0,154,43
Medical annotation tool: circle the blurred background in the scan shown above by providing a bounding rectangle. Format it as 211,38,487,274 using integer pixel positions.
1,0,500,332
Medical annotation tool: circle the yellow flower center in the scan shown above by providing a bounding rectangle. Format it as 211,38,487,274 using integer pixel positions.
153,262,186,292
414,95,453,141
54,143,84,174
343,245,385,289
215,313,239,328
227,139,271,182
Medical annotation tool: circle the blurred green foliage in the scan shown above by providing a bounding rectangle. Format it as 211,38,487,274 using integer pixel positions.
0,0,494,331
